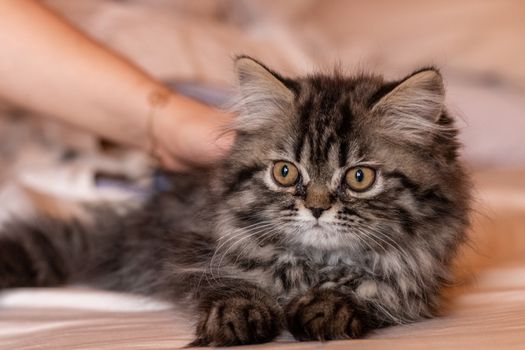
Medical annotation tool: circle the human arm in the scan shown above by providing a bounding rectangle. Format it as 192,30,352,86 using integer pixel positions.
0,0,233,170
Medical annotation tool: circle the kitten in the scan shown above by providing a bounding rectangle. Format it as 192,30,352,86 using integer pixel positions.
0,57,471,346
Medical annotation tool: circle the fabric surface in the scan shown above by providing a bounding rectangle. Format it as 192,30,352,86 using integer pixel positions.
1,170,524,350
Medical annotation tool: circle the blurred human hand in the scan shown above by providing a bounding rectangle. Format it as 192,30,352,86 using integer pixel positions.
0,0,235,173
150,92,234,171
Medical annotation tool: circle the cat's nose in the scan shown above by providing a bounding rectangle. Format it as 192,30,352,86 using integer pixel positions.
305,184,332,219
309,207,330,219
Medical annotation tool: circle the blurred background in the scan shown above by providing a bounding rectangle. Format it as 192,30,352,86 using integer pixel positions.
2,0,524,232
44,0,525,166
2,0,524,208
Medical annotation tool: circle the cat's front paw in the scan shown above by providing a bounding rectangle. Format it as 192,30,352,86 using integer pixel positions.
286,289,362,341
191,294,284,346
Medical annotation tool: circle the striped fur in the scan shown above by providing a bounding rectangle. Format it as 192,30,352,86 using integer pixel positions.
0,57,471,346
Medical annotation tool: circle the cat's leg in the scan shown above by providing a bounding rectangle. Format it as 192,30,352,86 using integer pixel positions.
188,277,284,347
0,213,136,290
0,219,91,289
285,288,363,341
285,275,432,341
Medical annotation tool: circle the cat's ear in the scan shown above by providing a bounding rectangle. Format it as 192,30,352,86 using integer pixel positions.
371,68,446,144
233,56,295,131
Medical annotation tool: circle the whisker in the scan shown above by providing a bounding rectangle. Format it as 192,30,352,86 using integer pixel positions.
232,228,281,265
207,220,275,281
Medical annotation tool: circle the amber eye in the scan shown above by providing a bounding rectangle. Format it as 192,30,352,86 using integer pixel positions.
345,166,376,192
272,161,299,187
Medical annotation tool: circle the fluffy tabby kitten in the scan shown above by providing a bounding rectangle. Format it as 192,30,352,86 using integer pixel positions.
0,57,470,346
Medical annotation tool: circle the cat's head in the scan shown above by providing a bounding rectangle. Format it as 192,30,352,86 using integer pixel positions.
216,56,470,256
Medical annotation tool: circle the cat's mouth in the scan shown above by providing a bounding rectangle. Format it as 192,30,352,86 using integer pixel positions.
305,219,333,232
293,223,345,250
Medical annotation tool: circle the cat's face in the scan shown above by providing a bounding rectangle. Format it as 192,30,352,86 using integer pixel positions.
217,57,469,254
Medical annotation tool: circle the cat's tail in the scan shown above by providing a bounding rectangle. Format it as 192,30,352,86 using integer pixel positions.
0,211,125,290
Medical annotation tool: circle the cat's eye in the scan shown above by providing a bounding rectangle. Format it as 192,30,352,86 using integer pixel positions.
345,166,376,192
272,161,299,187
